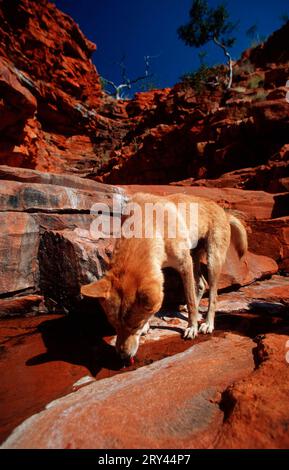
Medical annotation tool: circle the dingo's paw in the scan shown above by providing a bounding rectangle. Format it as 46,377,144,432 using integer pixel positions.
197,313,203,322
199,322,214,334
183,325,198,339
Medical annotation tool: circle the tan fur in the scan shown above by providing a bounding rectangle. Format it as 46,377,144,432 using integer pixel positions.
81,192,248,360
227,214,248,259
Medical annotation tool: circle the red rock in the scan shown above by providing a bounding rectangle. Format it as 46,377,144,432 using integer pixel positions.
38,229,115,313
122,185,277,220
0,275,288,446
216,333,289,449
126,88,171,116
248,21,289,67
220,247,278,289
0,0,122,174
0,0,288,187
0,295,45,317
0,167,125,303
252,99,289,124
211,274,289,315
0,58,37,131
0,179,120,213
0,312,210,444
279,144,289,160
0,212,39,295
173,161,289,194
1,334,255,449
0,0,100,108
0,165,123,194
248,216,289,271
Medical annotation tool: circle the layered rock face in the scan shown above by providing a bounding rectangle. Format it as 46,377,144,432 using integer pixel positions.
1,1,289,192
0,165,125,315
0,0,129,175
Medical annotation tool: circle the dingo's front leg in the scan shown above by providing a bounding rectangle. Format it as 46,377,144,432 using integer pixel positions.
178,254,199,339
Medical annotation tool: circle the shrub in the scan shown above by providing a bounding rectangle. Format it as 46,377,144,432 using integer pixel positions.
247,73,265,89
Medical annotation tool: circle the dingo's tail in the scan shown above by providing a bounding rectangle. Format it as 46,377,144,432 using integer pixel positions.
228,214,248,259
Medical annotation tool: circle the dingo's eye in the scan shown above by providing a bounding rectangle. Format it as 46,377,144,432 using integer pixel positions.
137,290,154,311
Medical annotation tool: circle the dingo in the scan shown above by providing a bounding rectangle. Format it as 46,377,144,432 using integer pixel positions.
81,192,247,361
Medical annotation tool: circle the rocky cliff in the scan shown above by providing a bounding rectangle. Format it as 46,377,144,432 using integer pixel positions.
1,0,289,192
95,24,289,189
0,0,130,175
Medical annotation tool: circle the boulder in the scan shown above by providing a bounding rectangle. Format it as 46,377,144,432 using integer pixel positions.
1,334,254,449
220,247,278,289
0,167,125,304
38,229,115,313
248,216,289,271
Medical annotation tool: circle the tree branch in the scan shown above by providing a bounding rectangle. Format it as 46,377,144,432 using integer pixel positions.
101,54,157,99
213,36,233,89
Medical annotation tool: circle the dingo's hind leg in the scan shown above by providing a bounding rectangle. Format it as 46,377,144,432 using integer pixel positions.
193,249,207,312
176,251,199,339
199,228,230,334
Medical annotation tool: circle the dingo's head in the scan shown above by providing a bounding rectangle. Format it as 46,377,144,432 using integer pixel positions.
81,274,163,361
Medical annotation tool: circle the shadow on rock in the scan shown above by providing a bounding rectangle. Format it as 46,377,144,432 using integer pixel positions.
26,299,123,376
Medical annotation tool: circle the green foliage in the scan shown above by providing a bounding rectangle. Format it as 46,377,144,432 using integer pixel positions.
178,1,238,88
177,0,237,48
234,60,255,78
181,64,210,92
247,73,265,89
180,63,224,92
252,90,268,102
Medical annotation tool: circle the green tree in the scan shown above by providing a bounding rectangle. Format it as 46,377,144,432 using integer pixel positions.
177,0,238,89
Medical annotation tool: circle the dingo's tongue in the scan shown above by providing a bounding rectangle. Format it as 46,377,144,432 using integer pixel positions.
122,356,135,368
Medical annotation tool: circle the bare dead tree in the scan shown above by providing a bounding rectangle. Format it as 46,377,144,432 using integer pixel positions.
101,55,158,99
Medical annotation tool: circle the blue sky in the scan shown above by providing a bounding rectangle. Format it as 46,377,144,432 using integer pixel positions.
55,0,289,95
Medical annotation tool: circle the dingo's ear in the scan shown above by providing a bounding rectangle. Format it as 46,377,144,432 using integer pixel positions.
81,278,111,299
